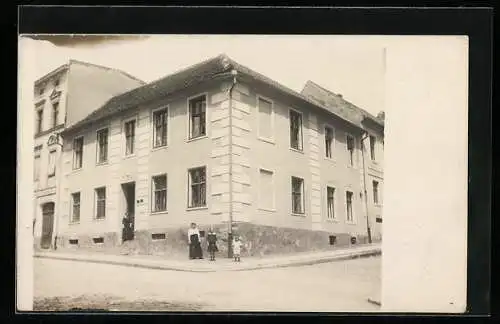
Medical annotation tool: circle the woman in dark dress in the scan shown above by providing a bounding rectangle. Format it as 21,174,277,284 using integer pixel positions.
207,227,218,261
188,222,203,259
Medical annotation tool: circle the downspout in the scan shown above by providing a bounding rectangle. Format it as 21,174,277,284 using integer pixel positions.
361,132,372,244
227,69,238,258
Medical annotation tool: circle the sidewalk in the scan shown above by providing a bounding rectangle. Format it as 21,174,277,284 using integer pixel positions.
34,243,381,272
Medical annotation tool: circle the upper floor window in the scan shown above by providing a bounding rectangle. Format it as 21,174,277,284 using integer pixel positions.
47,150,56,177
124,120,136,156
291,176,305,214
325,126,334,158
36,109,43,134
96,128,109,164
153,108,168,148
188,95,206,139
188,166,207,208
373,180,380,205
258,96,274,141
369,135,376,161
52,102,59,128
290,109,303,151
152,174,167,212
34,145,42,180
346,135,355,167
73,137,83,170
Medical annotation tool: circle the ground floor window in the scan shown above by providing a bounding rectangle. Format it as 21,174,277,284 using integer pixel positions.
188,166,207,208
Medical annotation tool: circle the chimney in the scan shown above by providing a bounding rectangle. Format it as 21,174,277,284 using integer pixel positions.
377,111,385,120
337,94,343,99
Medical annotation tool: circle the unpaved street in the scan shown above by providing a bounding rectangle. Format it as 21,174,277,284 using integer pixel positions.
34,256,381,312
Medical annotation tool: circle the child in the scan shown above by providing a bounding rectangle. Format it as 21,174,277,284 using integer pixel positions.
232,236,243,262
206,227,218,261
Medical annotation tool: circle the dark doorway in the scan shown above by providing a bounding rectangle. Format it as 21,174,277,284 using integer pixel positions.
121,182,136,242
40,202,55,249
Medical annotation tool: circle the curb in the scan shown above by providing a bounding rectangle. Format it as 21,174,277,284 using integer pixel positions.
34,248,381,273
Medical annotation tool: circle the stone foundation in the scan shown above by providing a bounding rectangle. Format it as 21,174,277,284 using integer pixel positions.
49,223,378,257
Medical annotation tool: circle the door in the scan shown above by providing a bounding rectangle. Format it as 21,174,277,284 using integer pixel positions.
121,182,136,242
40,202,55,249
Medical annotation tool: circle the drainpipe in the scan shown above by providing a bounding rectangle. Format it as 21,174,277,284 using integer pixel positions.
360,132,372,244
227,69,238,258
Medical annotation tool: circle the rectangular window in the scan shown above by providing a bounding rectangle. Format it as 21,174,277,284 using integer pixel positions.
327,186,335,219
346,191,354,222
36,109,43,134
291,176,305,214
188,167,207,208
38,86,45,96
34,146,42,180
73,137,83,169
153,108,168,148
289,110,303,151
96,128,109,164
325,126,334,158
52,102,59,128
95,187,106,219
189,95,206,139
259,169,274,210
124,120,136,155
47,150,56,177
71,192,81,223
258,97,273,140
152,174,167,212
346,135,355,166
373,181,379,205
369,135,376,161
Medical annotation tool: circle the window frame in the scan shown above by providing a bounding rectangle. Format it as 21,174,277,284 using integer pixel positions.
70,192,81,223
187,166,207,209
96,127,109,165
291,176,305,215
324,124,335,159
187,93,208,141
123,116,137,157
47,148,57,178
369,135,377,161
52,101,59,129
258,168,276,211
289,108,304,152
151,106,169,149
36,108,44,134
94,187,106,220
256,95,275,143
346,134,356,167
151,174,168,213
72,136,84,170
326,185,336,220
34,145,42,180
372,180,380,205
345,190,355,223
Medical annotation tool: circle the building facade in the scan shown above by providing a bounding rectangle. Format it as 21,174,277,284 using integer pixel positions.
33,60,145,250
56,55,384,256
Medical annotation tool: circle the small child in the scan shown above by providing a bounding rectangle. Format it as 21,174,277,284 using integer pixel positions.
232,236,243,262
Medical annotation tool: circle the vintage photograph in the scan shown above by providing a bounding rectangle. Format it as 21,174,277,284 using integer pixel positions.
23,34,386,312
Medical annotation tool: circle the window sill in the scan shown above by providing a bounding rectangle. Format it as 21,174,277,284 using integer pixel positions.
123,154,137,160
374,203,383,208
326,218,339,223
289,147,304,154
69,221,80,225
187,135,208,143
346,221,357,225
151,145,168,152
258,137,275,145
291,212,306,217
258,207,276,212
96,161,109,167
94,217,106,222
151,210,168,215
324,157,337,164
187,206,208,211
71,167,83,174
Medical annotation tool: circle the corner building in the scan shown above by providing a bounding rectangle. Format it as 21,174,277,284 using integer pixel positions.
57,55,384,256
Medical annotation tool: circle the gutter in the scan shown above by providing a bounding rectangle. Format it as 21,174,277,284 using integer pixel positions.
227,69,238,259
361,132,372,244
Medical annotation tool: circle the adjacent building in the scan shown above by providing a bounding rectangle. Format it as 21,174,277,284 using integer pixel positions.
55,54,384,256
33,60,145,250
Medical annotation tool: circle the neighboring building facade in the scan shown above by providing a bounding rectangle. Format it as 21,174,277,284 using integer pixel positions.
56,54,384,256
33,60,145,250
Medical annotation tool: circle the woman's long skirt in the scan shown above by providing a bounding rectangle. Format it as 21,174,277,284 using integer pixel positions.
189,242,203,259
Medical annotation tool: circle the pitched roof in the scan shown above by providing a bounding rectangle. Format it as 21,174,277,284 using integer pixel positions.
61,54,371,136
301,80,385,129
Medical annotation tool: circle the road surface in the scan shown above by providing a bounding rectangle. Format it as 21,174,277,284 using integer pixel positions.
34,256,381,312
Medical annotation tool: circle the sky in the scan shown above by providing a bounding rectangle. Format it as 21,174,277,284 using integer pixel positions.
22,35,386,115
